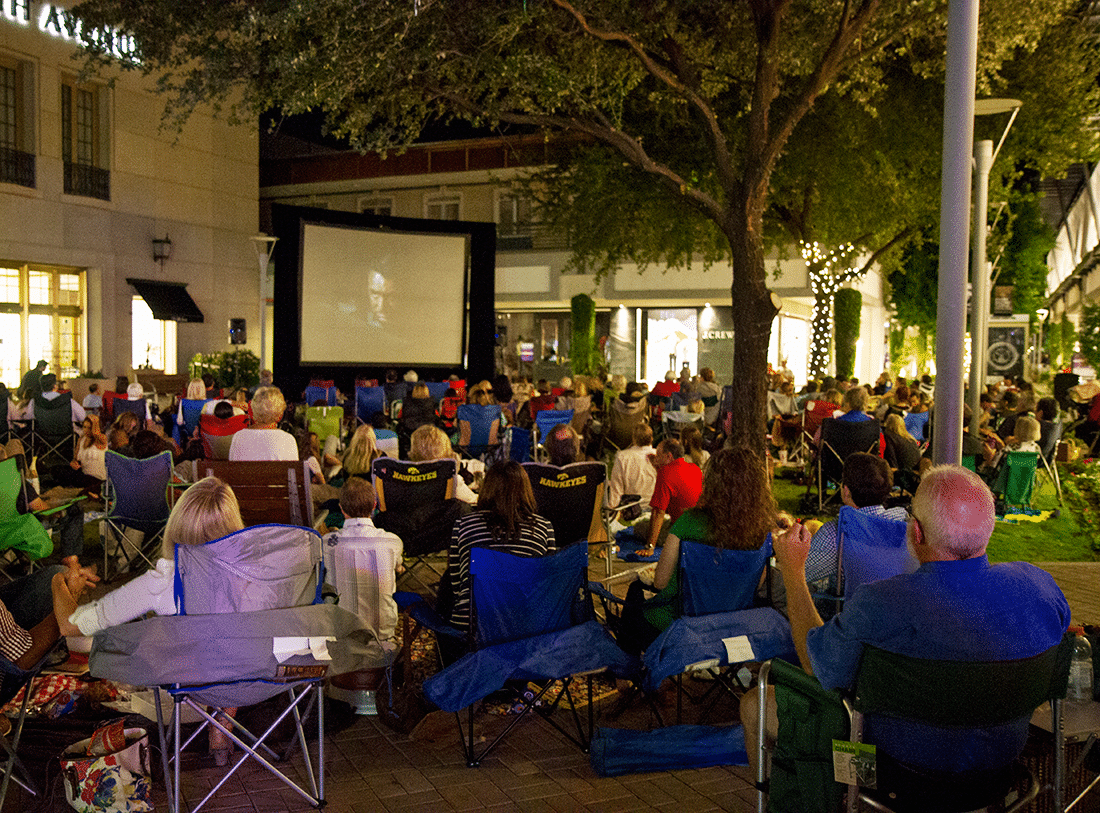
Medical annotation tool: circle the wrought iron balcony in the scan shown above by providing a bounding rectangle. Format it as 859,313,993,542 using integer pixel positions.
63,161,110,200
0,146,35,188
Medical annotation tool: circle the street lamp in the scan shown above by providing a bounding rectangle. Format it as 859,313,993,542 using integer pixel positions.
967,98,1022,440
250,234,278,371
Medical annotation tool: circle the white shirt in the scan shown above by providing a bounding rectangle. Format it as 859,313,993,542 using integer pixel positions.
70,558,178,635
323,517,403,642
608,444,657,507
228,427,299,461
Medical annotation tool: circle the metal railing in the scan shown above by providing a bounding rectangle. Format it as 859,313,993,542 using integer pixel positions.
63,161,110,200
0,146,35,188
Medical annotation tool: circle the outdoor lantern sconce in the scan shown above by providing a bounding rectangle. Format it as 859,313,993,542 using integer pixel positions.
152,234,172,267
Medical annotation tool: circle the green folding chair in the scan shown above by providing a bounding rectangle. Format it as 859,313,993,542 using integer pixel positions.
306,406,343,448
993,450,1038,511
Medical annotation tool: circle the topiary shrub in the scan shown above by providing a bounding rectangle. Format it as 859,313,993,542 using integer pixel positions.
834,288,862,380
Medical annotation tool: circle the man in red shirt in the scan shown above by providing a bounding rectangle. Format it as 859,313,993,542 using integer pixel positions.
650,371,680,400
640,438,703,555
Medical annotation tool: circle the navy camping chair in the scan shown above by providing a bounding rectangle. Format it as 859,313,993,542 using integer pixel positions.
417,543,638,766
641,538,793,722
111,397,149,426
503,425,532,463
522,461,612,573
813,506,914,619
455,403,502,459
88,525,387,813
173,398,208,445
355,386,386,424
813,417,882,511
102,450,173,579
425,382,450,401
304,383,336,407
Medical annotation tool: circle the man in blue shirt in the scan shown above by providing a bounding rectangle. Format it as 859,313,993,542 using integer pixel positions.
743,465,1070,775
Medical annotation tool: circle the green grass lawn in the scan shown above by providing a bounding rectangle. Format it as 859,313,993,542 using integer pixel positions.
771,467,1100,564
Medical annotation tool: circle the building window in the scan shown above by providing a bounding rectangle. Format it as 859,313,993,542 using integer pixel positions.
61,78,109,200
497,193,534,235
132,296,177,374
425,194,461,220
0,56,34,188
359,197,393,217
0,264,84,386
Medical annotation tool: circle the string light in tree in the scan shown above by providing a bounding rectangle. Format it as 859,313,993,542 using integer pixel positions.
802,241,858,377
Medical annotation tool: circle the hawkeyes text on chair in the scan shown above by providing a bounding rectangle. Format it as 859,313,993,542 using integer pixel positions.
522,460,610,571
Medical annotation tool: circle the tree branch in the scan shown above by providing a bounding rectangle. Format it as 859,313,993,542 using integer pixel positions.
839,226,914,282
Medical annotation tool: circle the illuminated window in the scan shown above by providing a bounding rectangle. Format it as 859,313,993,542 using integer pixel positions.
61,77,109,200
131,296,177,374
0,264,84,385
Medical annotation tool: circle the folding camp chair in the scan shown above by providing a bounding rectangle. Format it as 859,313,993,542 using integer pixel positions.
640,539,793,723
111,397,149,426
102,450,172,579
812,506,915,619
601,398,649,454
305,406,342,449
522,460,610,572
303,381,336,407
173,398,209,445
903,410,930,444
793,400,838,468
0,457,54,568
455,403,502,459
88,525,388,813
425,382,449,401
993,450,1039,512
354,386,385,424
502,425,532,463
198,413,250,460
197,460,314,527
532,409,574,461
371,456,464,592
1038,419,1064,504
417,543,639,766
30,392,75,470
813,418,882,512
438,395,463,433
0,639,64,809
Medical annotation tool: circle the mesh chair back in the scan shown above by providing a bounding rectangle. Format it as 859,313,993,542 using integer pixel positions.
33,392,74,439
819,417,882,484
836,505,915,598
198,459,314,527
680,537,771,617
105,450,172,533
355,386,385,423
179,399,208,440
199,413,250,459
174,524,323,615
112,398,148,424
469,543,587,648
523,461,607,545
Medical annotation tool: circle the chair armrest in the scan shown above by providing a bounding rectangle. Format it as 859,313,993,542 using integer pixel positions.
32,497,82,518
394,591,465,640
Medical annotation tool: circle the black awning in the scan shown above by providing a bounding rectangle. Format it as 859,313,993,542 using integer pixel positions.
126,278,204,323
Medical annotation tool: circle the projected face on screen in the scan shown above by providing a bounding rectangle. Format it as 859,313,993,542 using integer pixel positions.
300,223,467,365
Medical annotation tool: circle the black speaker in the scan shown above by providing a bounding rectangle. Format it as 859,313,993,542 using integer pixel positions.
229,318,247,345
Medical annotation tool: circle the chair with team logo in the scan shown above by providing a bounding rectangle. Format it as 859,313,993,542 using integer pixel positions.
522,461,612,574
370,457,466,592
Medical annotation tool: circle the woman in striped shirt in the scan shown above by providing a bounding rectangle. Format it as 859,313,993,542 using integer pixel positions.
447,460,555,634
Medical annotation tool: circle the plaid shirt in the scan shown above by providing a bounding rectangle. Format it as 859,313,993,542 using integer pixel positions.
805,504,908,590
0,599,32,663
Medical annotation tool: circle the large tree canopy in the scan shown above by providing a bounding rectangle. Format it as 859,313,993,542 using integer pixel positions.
72,0,1086,495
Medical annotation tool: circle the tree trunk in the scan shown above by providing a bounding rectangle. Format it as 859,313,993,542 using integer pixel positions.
809,288,832,381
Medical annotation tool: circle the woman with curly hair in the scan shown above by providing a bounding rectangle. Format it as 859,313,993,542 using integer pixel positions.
618,447,776,655
445,460,556,634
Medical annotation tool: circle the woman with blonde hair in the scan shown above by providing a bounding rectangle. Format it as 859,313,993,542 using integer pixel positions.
338,424,383,479
408,425,476,502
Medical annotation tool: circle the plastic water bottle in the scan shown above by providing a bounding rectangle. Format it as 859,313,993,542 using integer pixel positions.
1069,630,1093,703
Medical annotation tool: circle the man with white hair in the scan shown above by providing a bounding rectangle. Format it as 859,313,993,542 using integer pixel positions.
743,465,1070,776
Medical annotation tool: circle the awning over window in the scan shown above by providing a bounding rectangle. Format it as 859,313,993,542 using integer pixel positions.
126,278,204,323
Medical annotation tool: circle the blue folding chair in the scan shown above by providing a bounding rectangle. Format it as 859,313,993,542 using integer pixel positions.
173,398,209,445
102,450,173,579
417,544,638,766
425,382,449,401
111,397,149,425
303,384,336,407
503,425,532,463
354,386,385,424
532,408,574,461
904,410,930,443
455,403,502,459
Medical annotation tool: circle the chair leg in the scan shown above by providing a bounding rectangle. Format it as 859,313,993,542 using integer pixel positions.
153,689,176,813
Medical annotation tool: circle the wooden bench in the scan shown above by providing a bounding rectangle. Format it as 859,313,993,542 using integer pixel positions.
197,459,314,528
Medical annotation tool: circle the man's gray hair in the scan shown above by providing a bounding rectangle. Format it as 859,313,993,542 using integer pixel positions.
914,465,995,559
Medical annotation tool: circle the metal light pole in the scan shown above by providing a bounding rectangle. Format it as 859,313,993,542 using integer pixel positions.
250,234,278,371
967,100,1022,440
932,0,980,466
